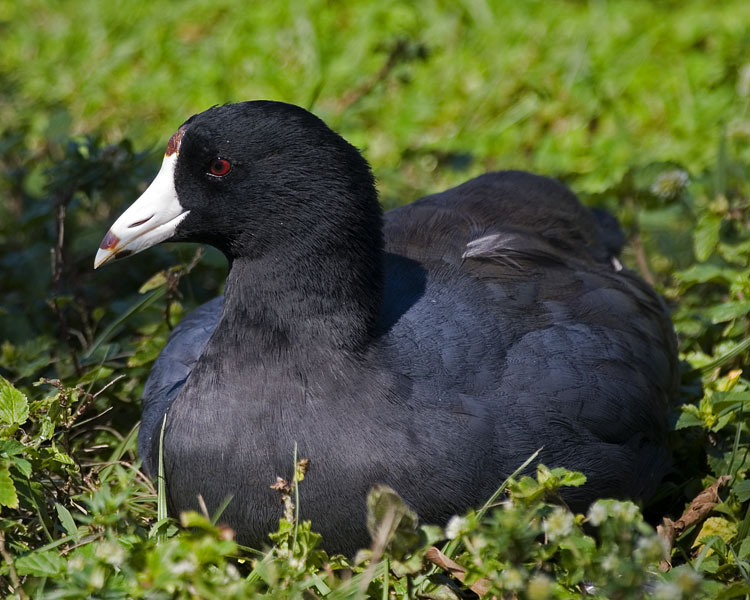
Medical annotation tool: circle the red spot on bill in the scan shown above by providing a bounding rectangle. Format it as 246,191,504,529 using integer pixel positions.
99,230,120,250
165,125,187,156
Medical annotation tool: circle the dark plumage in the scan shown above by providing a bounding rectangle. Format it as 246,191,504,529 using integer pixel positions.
97,101,678,555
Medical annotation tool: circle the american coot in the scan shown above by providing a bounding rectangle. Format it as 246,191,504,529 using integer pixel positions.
95,101,678,554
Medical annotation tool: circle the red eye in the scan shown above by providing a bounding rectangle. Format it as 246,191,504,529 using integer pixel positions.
209,157,231,176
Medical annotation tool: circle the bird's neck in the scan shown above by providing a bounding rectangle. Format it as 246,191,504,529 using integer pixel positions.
216,242,385,358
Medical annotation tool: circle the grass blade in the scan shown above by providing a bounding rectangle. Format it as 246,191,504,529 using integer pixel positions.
157,413,168,539
210,494,234,526
85,287,166,359
98,422,140,483
685,336,750,377
292,441,300,553
440,447,542,560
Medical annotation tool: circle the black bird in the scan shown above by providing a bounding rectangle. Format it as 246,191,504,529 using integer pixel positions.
95,101,678,554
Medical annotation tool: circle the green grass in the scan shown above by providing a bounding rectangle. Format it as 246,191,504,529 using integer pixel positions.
4,0,750,200
1,1,750,598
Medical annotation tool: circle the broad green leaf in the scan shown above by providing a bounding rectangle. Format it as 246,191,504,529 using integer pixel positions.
558,471,587,487
559,534,596,556
0,439,25,456
0,462,18,508
538,465,587,489
709,392,750,410
14,549,65,577
38,416,55,441
0,376,28,426
10,455,32,478
694,545,722,573
78,365,114,384
509,475,545,501
738,537,750,560
674,263,732,285
180,510,214,530
711,411,735,433
694,519,737,552
138,270,168,294
366,485,419,560
50,444,75,465
693,213,721,262
717,239,750,264
675,413,706,436
537,463,555,486
734,480,750,503
55,503,79,540
704,301,750,324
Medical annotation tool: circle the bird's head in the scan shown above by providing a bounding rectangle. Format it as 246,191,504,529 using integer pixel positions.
95,101,381,268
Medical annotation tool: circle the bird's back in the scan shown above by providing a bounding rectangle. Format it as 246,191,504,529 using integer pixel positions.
375,171,677,511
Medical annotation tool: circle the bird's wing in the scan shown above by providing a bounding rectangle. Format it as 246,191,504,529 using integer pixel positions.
379,171,678,504
138,295,223,474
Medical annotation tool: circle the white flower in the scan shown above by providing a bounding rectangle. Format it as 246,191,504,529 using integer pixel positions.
445,515,468,540
527,573,553,600
601,553,619,573
169,558,197,576
543,508,574,541
597,499,639,522
613,501,639,522
652,581,682,600
95,540,125,567
675,568,702,592
587,502,608,526
499,567,524,590
635,534,668,562
90,567,106,589
651,169,689,199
